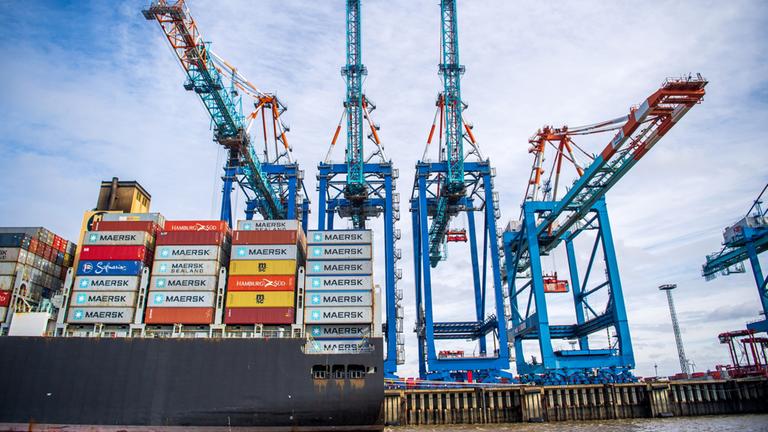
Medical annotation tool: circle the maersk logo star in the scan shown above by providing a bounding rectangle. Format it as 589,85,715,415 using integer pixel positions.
238,247,246,256
73,310,84,320
159,263,168,272
312,247,322,256
311,311,321,320
312,264,321,272
313,233,322,242
160,249,170,257
312,279,321,288
156,279,165,287
88,234,98,242
311,295,321,304
154,294,164,304
312,327,321,336
79,279,89,288
76,294,86,304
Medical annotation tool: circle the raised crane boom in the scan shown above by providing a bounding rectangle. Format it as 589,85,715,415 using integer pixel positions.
426,0,469,267
343,0,366,199
143,0,285,222
513,76,707,268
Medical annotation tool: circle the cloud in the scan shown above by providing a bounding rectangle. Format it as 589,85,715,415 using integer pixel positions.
1,0,767,379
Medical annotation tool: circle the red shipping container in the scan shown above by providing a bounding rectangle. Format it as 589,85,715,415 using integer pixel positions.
79,245,149,261
156,231,229,246
27,238,37,254
227,275,296,291
224,307,294,324
232,230,299,245
145,307,214,324
163,220,230,233
0,290,10,307
92,221,159,234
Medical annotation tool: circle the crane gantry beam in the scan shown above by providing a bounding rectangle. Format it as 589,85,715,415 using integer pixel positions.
143,0,296,224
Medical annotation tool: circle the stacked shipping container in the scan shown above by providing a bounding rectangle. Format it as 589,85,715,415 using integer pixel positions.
0,227,76,322
69,215,162,324
225,220,306,324
304,230,375,353
146,221,231,324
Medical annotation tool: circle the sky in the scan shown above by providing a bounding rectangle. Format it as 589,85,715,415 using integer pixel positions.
0,0,767,378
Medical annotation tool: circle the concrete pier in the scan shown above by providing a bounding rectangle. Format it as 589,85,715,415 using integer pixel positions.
384,378,768,426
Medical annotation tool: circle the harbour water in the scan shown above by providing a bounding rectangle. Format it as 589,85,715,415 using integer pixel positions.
388,414,768,431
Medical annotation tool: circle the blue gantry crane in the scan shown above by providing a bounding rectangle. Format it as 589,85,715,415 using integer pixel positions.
410,0,510,382
317,0,404,376
702,184,768,333
144,0,309,228
502,76,708,384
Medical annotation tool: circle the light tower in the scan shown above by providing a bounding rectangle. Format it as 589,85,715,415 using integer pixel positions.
659,284,690,377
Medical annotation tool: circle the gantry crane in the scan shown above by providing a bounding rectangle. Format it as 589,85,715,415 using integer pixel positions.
410,0,509,382
143,0,309,228
502,76,707,384
702,184,768,333
317,0,404,376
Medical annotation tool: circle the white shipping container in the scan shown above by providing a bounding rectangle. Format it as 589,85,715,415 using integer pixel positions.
306,260,372,275
306,324,372,339
147,291,215,308
74,276,140,291
155,245,226,261
0,262,23,276
102,212,165,225
237,220,299,231
306,275,373,291
304,306,372,324
308,230,372,245
151,260,221,276
308,244,372,260
67,307,134,324
305,339,373,354
0,275,15,291
150,276,218,291
307,290,373,307
71,291,137,308
0,248,22,262
231,245,297,260
83,230,153,246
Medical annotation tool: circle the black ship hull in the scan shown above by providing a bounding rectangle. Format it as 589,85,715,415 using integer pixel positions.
0,336,384,430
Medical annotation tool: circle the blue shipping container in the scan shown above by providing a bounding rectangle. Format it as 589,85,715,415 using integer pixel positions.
0,233,27,248
77,260,143,276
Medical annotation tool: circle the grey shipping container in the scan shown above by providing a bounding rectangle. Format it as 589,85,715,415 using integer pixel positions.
237,220,299,231
67,307,134,324
307,230,372,245
147,291,216,308
231,245,298,261
149,276,218,291
305,275,373,291
151,260,221,276
307,290,373,307
308,244,372,260
155,245,227,261
306,260,372,276
306,324,372,339
304,306,372,324
71,291,137,308
74,276,141,292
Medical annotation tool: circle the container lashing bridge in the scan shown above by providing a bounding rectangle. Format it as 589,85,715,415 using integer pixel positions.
702,184,768,333
410,0,509,383
143,0,309,229
502,76,707,384
317,0,405,377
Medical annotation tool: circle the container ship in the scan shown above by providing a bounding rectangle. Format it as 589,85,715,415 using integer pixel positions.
0,180,384,431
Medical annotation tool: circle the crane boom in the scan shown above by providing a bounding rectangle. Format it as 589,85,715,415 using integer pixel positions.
426,0,467,267
343,0,367,200
511,76,707,269
143,0,285,221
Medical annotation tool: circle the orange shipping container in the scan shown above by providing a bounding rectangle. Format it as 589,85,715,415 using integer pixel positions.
227,275,296,291
145,307,214,324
